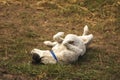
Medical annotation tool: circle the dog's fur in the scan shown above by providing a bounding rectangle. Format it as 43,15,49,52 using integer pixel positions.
31,25,93,64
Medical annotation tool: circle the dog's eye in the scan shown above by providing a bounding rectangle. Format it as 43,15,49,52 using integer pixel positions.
68,41,74,44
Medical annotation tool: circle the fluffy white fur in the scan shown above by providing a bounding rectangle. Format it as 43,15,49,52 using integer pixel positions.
31,25,93,64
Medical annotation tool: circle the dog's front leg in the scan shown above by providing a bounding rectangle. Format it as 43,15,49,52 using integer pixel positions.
44,41,57,47
53,32,64,43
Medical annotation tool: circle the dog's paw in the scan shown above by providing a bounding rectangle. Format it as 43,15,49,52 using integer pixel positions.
53,32,64,39
44,41,52,45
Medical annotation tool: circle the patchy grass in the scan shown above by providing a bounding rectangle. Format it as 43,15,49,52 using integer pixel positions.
0,0,120,80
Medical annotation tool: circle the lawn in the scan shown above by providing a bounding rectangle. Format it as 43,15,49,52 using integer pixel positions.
0,0,120,80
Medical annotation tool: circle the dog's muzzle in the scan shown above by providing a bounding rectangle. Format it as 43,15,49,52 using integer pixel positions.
32,53,41,64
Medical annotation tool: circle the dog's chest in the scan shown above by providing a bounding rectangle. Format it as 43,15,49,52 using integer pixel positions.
52,44,66,53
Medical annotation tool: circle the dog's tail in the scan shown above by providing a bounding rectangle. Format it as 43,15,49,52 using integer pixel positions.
82,25,89,36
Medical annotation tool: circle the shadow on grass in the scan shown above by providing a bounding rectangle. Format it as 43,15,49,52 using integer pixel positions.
76,47,99,64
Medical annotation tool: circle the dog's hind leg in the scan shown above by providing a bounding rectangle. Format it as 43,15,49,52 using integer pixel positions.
80,25,93,46
79,34,93,46
82,25,89,36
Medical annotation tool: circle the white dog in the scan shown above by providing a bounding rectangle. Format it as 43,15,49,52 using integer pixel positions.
31,25,93,64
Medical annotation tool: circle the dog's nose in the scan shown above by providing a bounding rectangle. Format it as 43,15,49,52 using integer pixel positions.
32,53,41,64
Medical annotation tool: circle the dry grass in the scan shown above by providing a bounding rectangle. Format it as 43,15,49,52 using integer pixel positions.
0,0,120,80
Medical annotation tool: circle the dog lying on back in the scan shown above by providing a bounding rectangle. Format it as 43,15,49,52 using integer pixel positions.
31,25,93,64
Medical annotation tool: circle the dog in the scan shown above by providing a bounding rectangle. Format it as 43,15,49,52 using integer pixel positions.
31,25,93,64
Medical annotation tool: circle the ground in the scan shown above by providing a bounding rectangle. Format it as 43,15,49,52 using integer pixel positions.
0,0,120,80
